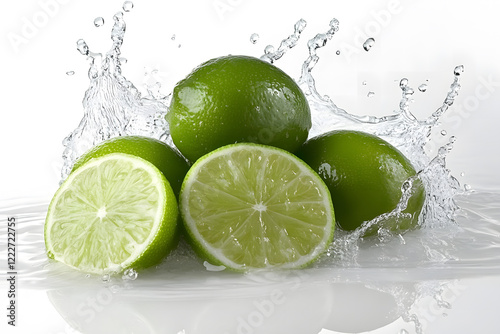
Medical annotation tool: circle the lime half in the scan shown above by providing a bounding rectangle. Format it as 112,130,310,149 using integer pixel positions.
180,143,335,271
45,153,178,274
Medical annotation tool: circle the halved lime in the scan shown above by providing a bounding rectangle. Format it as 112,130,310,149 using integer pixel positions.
45,153,178,274
179,143,335,271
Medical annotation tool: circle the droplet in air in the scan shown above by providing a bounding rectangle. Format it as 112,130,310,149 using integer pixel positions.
122,1,134,12
264,45,275,54
399,78,409,88
418,83,428,92
101,274,111,283
363,37,375,51
66,71,75,76
171,34,176,41
335,50,341,55
76,39,89,56
362,81,367,86
454,65,464,76
464,184,472,191
460,172,465,177
367,91,375,98
94,17,104,27
441,130,447,136
250,33,259,44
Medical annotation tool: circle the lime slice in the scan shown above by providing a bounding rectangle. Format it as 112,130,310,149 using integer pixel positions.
45,153,178,274
180,143,335,271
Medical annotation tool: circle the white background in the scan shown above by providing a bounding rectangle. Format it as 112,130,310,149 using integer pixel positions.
1,0,500,200
1,0,500,333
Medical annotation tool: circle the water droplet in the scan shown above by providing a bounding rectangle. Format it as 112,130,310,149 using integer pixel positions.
464,184,472,191
250,33,259,44
329,18,340,33
449,135,456,143
363,37,375,51
441,130,447,136
171,34,176,41
85,274,91,278
66,71,75,76
295,18,307,33
101,274,111,283
122,1,134,12
399,78,409,88
418,83,428,92
178,44,181,48
76,39,89,56
454,65,464,76
460,172,465,177
122,268,138,280
94,17,104,27
362,81,367,86
335,50,341,55
264,45,275,54
203,261,226,272
367,91,375,98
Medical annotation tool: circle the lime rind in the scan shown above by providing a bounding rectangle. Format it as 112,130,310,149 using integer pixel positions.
180,143,335,271
44,153,178,274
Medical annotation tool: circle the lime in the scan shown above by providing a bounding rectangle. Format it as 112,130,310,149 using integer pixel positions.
45,153,178,274
166,55,311,162
296,130,425,235
71,136,190,198
179,143,334,271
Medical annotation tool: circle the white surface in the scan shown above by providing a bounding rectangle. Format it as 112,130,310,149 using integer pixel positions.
1,1,499,333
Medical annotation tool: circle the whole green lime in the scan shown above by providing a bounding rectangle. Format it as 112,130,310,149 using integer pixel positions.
166,55,311,162
72,136,190,198
296,130,425,235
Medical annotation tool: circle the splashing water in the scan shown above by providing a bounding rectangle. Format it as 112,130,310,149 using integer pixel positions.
60,9,169,180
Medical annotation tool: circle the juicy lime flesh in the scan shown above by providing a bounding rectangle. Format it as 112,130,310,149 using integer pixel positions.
180,143,334,270
167,55,311,162
45,153,178,274
71,135,189,198
296,130,425,234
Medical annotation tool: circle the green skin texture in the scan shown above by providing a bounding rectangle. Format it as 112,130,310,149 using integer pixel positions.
166,55,311,162
72,136,190,199
296,130,426,235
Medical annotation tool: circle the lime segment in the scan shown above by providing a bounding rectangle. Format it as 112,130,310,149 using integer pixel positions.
45,153,178,274
180,143,335,271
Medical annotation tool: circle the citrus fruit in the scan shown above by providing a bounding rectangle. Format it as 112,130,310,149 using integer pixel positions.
296,130,425,235
166,55,311,162
179,143,334,271
71,135,190,198
45,153,178,274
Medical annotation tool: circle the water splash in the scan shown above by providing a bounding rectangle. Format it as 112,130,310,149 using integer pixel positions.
260,18,308,63
60,9,169,181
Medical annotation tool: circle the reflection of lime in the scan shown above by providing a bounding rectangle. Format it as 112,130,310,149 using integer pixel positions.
296,130,425,235
72,136,189,198
179,143,334,271
167,55,311,162
45,153,178,274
